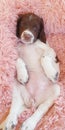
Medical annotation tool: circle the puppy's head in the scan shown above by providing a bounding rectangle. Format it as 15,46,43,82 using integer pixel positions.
16,13,46,44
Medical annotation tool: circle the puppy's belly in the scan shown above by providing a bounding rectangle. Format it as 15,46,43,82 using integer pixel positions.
26,71,52,107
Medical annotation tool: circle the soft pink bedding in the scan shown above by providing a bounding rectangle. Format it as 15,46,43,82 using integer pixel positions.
0,0,65,129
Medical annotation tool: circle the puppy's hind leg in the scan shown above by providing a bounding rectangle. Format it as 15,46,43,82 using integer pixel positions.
4,85,26,130
21,84,60,130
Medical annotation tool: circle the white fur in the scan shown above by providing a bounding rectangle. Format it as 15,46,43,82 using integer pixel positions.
36,40,60,82
21,29,34,44
3,85,26,130
16,58,29,84
2,83,33,130
41,56,60,82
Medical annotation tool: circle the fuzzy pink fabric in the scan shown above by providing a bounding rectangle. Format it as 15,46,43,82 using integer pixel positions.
0,0,65,129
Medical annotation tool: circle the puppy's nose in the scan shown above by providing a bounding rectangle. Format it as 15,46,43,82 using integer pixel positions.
21,30,34,44
23,33,32,41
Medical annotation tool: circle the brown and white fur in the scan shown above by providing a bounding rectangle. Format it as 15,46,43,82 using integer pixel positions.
1,13,60,130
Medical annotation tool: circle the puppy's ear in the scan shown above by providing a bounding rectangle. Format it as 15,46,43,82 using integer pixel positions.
16,14,23,37
38,18,46,43
39,29,46,43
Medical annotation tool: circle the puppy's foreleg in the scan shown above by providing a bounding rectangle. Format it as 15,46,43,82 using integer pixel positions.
41,55,60,82
39,41,60,82
36,40,60,82
16,58,29,84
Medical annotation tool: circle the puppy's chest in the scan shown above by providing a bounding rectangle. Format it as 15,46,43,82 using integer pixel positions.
19,44,41,70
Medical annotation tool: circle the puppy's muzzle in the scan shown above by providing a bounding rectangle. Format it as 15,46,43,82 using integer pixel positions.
21,30,34,44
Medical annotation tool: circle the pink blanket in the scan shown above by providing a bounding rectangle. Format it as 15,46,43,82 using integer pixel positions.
0,0,65,129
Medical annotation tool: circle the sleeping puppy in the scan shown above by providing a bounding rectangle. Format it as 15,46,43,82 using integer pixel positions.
3,13,60,130
16,13,46,44
16,13,59,83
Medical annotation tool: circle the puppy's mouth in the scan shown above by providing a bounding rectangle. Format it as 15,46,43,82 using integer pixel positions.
21,30,35,44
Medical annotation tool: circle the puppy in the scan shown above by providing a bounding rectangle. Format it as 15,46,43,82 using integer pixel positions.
16,13,46,44
3,13,60,130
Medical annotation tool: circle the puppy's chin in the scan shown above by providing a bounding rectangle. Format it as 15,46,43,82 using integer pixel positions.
21,30,35,45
